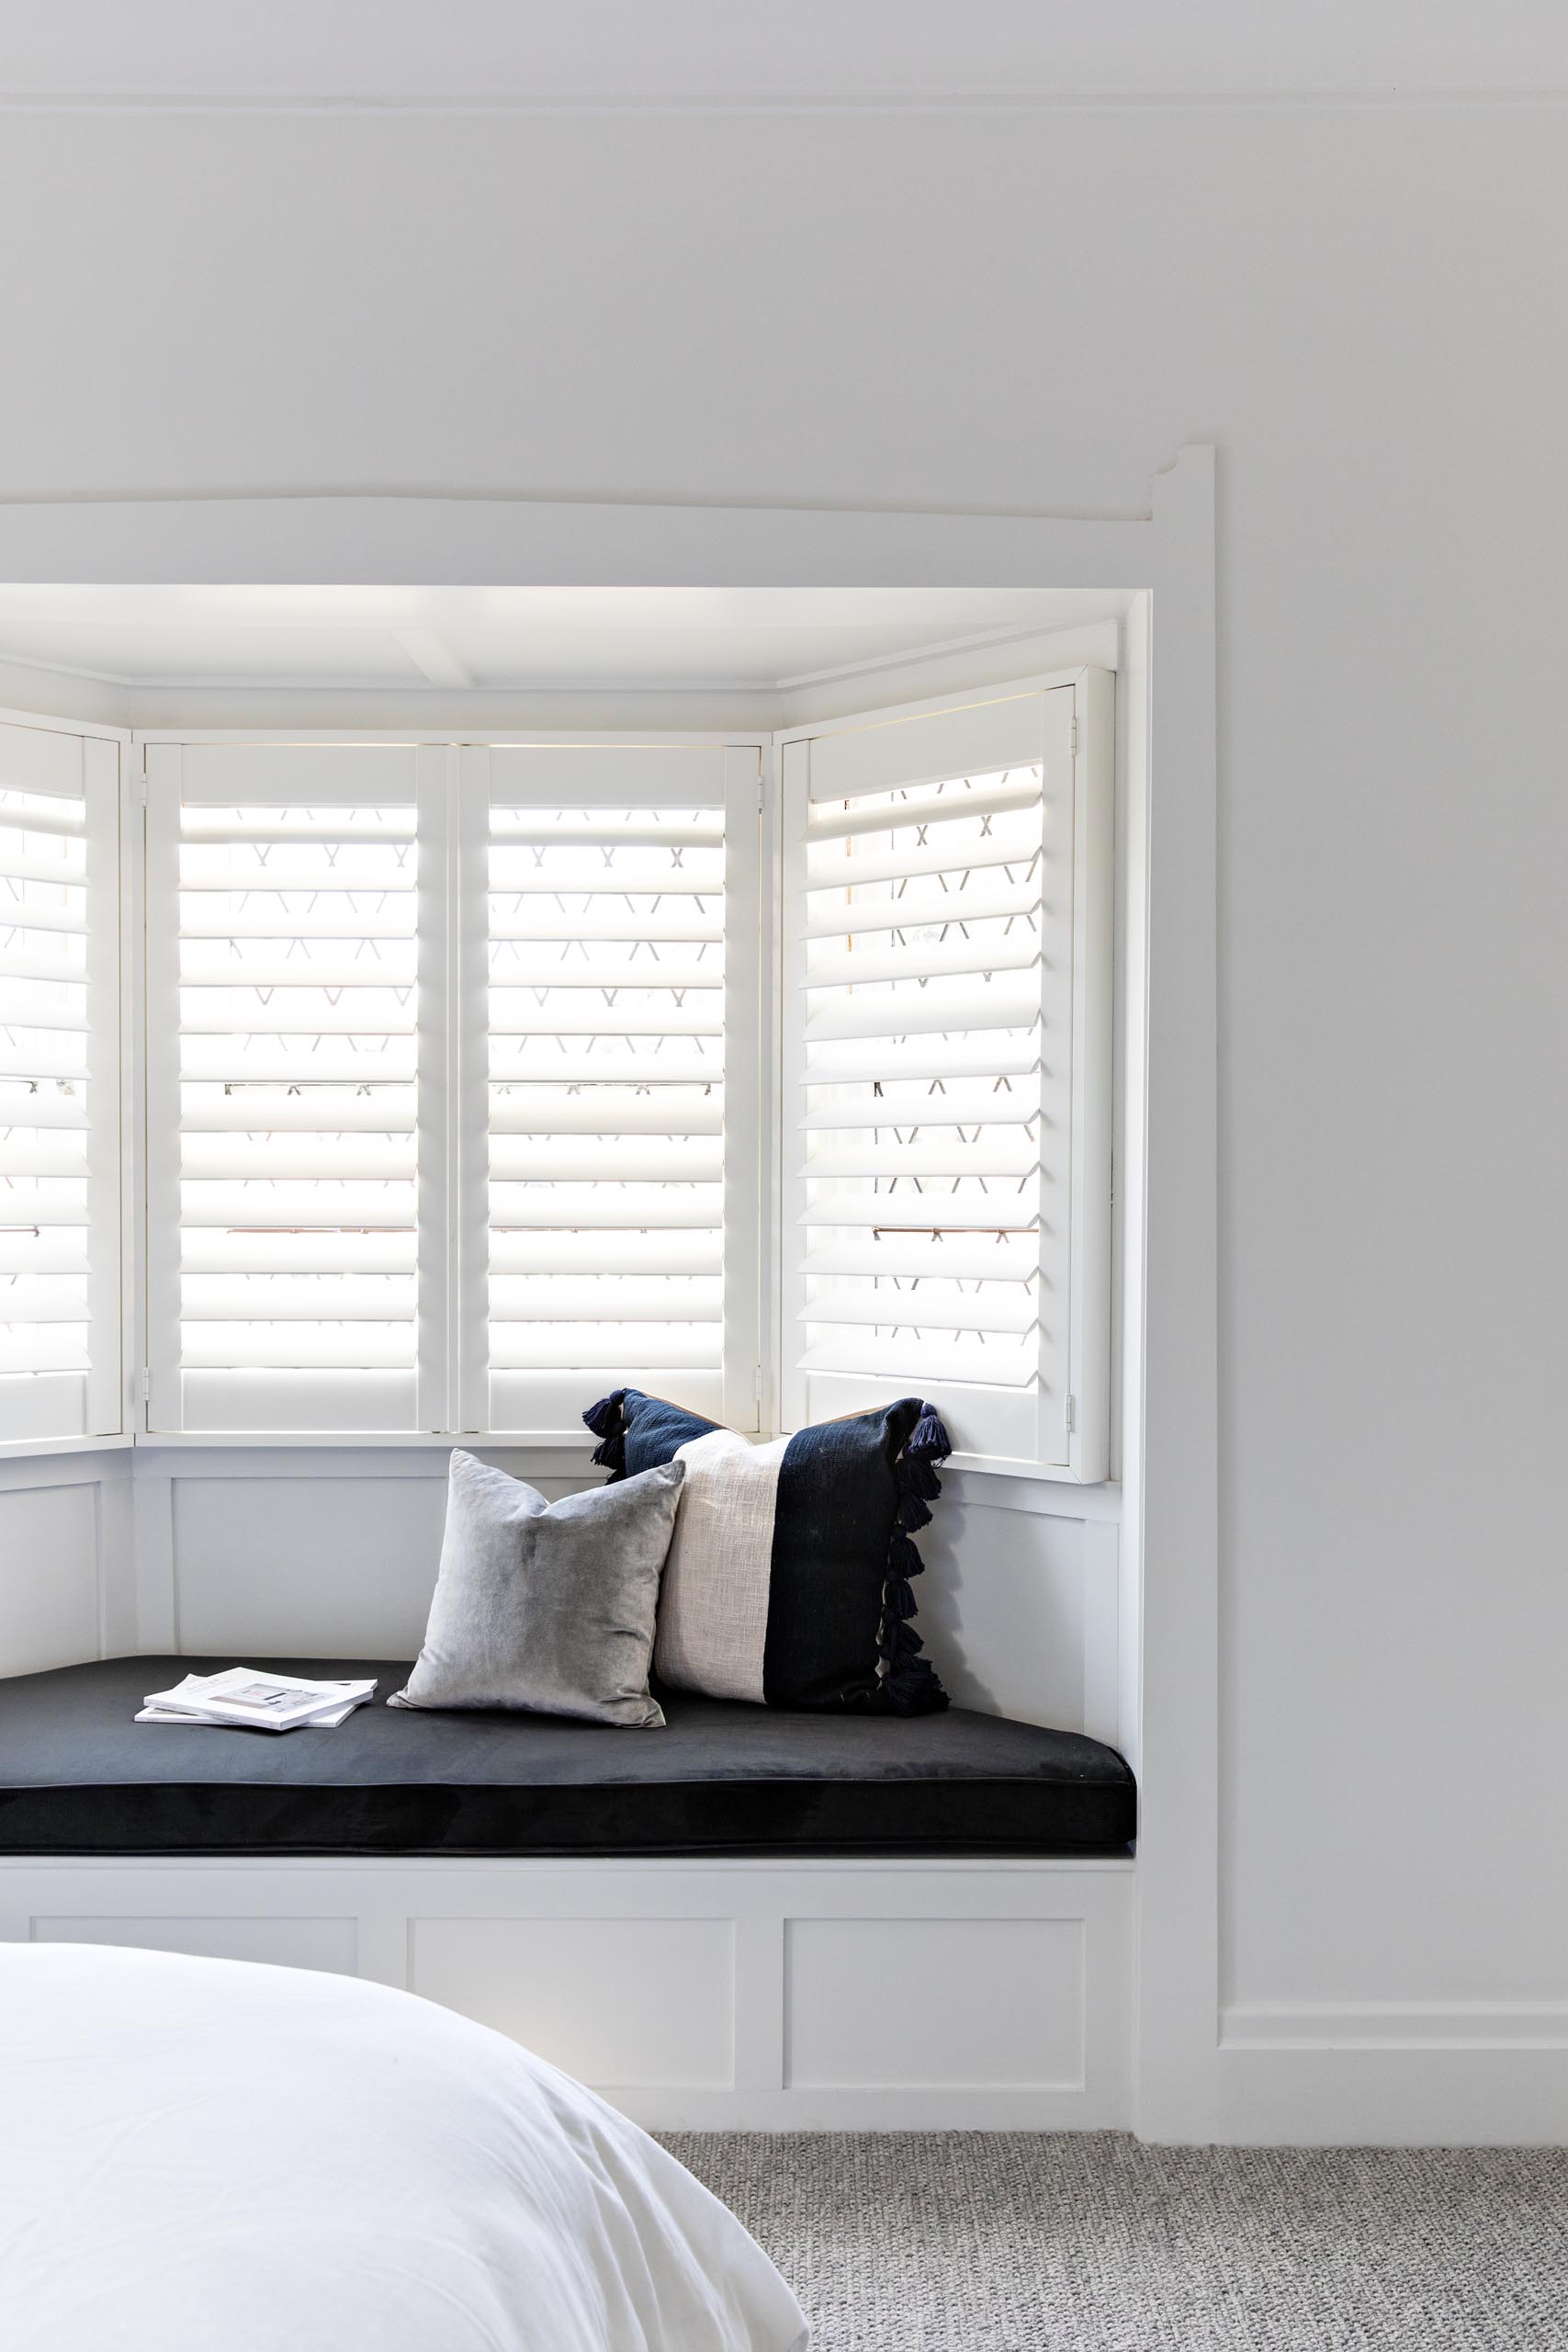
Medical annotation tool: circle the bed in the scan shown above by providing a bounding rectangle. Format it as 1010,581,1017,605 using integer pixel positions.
1,1942,807,2352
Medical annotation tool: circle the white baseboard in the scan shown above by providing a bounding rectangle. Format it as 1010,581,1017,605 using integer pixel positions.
1,1852,1134,2132
1210,2004,1568,2146
1224,2000,1568,2052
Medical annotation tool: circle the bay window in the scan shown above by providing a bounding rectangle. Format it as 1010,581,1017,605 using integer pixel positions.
14,675,1110,1474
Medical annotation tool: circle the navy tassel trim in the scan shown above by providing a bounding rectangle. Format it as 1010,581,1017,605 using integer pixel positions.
900,1454,943,1502
581,1391,621,1440
905,1407,951,1461
888,1530,925,1578
878,1398,953,1715
897,1487,933,1533
582,1389,627,1481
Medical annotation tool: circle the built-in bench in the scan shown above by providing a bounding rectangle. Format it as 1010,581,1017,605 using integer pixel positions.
0,1657,1137,2131
0,1655,1135,1859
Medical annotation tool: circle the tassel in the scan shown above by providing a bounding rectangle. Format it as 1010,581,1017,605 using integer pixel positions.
884,1654,949,1715
581,1389,627,1480
897,1487,933,1533
901,1454,942,1502
581,1390,625,1441
905,1405,953,1464
888,1531,925,1578
874,1397,952,1716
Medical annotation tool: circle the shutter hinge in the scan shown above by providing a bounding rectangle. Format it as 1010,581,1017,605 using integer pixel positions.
137,1368,151,1407
758,773,766,815
1064,1394,1077,1435
754,1364,764,1401
1071,715,1079,758
133,769,148,808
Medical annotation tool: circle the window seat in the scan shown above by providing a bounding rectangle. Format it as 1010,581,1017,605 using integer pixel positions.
0,1656,1136,1860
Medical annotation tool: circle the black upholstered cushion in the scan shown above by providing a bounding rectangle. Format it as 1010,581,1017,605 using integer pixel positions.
0,1656,1136,1859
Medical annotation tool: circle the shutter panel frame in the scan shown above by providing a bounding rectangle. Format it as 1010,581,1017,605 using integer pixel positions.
0,715,124,1451
476,740,761,1442
143,741,440,1437
778,671,1112,1481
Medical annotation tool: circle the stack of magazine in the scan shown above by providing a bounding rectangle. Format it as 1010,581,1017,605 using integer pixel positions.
138,1668,378,1731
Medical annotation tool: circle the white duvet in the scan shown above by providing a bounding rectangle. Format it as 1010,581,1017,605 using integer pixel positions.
0,1944,807,2352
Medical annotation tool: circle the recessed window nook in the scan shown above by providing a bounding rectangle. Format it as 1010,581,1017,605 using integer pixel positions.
0,462,1217,2140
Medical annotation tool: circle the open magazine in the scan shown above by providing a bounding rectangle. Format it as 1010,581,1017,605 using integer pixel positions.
138,1668,378,1731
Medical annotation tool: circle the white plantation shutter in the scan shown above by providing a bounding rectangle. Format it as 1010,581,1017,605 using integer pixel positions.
0,720,121,1442
134,702,1104,1464
141,734,759,1442
473,744,761,1437
144,743,449,1434
780,678,1111,1476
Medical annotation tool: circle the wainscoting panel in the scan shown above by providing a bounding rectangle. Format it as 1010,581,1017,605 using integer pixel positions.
3,1856,1134,2130
171,1474,451,1657
412,1916,736,2088
30,1914,358,1973
918,1498,1087,1730
139,1452,596,1662
0,1453,133,1678
784,1916,1085,2090
0,1483,100,1676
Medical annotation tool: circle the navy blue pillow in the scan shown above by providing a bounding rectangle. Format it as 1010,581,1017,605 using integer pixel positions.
582,1389,950,1716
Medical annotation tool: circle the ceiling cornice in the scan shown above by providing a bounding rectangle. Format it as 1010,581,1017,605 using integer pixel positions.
0,88,1566,118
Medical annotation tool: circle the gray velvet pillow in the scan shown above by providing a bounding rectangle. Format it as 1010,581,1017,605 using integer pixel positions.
389,1451,683,1728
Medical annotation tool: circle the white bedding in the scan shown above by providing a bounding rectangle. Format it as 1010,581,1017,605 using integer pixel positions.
0,1944,807,2352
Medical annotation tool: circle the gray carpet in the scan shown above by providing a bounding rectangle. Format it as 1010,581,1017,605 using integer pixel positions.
660,2133,1568,2350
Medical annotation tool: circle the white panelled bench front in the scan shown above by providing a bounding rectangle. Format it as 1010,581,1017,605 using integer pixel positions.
0,1654,1135,2131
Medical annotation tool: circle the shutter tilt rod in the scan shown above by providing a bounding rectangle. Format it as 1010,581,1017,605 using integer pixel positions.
870,1225,1035,1240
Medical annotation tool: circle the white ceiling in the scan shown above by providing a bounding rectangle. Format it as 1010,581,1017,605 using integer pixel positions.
0,1,1562,104
0,586,1118,693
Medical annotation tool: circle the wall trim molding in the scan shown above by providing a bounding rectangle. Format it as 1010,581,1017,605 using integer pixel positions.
1213,2041,1568,2148
0,93,1564,121
1224,2001,1568,2052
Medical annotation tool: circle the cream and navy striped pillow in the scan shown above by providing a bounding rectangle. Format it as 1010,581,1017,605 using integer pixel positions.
582,1389,951,1715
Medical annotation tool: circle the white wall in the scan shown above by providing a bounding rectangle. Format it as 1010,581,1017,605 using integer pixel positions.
0,103,1564,2128
0,1455,135,1677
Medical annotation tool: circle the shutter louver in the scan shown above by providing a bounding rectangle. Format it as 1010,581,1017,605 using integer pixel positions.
144,745,435,1433
0,722,120,1443
781,683,1110,1475
482,746,760,1434
798,759,1047,1397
